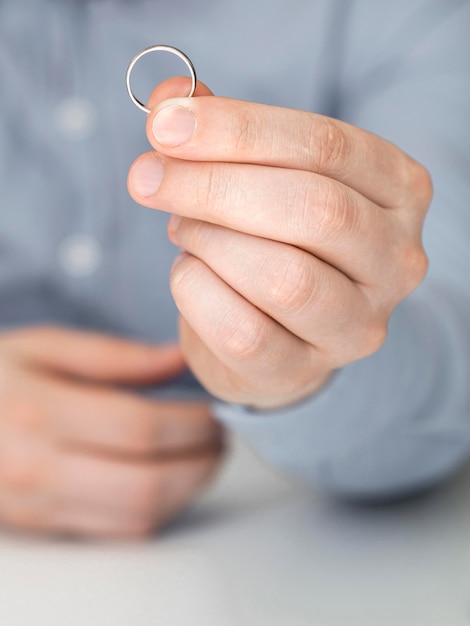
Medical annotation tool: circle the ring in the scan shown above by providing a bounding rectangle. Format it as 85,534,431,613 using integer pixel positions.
126,44,197,114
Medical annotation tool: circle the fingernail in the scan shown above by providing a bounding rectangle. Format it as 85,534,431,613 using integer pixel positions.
152,106,196,147
168,214,182,237
129,156,164,197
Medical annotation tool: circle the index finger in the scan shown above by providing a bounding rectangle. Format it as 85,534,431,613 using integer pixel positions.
0,326,186,385
146,76,213,109
146,94,430,210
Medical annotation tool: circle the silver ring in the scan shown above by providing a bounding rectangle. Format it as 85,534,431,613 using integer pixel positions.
126,45,197,114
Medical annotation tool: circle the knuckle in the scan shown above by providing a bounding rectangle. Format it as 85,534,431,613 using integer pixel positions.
193,162,235,221
229,107,261,155
313,118,348,174
398,159,433,211
170,254,204,294
285,178,317,238
409,162,433,211
309,183,353,244
361,322,388,357
217,309,270,361
0,451,39,492
265,253,315,316
401,244,429,294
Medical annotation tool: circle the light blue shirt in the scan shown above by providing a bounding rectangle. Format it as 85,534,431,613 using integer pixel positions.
1,0,470,498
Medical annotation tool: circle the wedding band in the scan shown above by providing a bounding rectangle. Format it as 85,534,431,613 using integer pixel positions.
126,44,197,113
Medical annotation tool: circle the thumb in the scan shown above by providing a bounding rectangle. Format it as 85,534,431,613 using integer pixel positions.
1,326,186,384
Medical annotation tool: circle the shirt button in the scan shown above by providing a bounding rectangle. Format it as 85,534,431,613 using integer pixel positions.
54,97,98,141
57,233,102,277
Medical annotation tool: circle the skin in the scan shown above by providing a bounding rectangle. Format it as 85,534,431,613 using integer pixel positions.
0,326,223,539
0,76,431,539
128,77,432,410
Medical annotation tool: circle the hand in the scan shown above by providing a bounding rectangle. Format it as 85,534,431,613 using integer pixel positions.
0,326,223,538
128,78,432,409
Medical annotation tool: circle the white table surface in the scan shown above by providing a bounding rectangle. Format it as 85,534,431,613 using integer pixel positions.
0,435,469,626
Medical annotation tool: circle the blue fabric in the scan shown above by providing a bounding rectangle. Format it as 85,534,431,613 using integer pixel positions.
1,0,469,497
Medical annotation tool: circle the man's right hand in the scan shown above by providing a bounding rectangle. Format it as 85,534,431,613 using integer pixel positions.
0,326,223,539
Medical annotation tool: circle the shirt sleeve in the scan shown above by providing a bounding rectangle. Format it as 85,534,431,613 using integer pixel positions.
213,0,470,498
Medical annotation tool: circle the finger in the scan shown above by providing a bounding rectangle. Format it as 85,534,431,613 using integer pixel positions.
169,218,387,360
0,326,186,384
147,76,213,110
52,448,223,534
0,442,222,538
169,253,321,399
0,423,50,494
2,363,222,457
0,494,156,539
40,376,222,456
129,154,398,285
52,506,156,539
144,95,431,211
0,491,52,535
0,430,54,534
178,316,327,409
